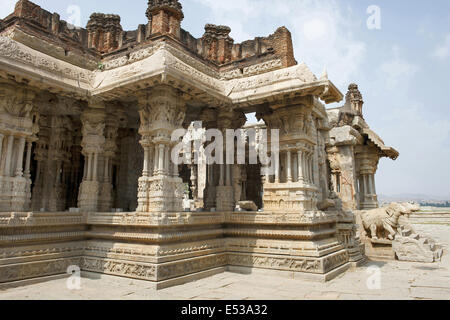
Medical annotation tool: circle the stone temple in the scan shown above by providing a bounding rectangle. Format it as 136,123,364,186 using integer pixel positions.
2,0,438,289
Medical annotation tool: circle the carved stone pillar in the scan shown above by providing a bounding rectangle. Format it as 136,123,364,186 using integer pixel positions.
0,133,3,172
31,116,49,211
199,108,218,211
3,135,14,177
41,115,73,212
258,98,320,213
98,110,119,212
137,139,153,213
215,108,246,212
78,107,106,212
14,137,26,177
0,82,37,212
137,85,186,212
297,149,304,183
309,151,314,184
24,140,32,179
327,145,359,212
232,165,243,206
286,150,292,182
189,164,198,202
356,149,380,210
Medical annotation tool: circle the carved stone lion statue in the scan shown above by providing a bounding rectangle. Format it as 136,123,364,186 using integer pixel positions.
360,202,420,240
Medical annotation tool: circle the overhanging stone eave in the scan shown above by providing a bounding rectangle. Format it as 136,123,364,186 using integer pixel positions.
228,79,342,108
0,56,90,98
321,80,344,104
90,66,230,105
91,48,230,104
90,68,167,100
163,66,231,104
362,127,400,160
0,36,92,98
0,35,345,107
90,49,167,97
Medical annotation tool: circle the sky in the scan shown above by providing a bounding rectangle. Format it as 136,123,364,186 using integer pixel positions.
1,0,449,198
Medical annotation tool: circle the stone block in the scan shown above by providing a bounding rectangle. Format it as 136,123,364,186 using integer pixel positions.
237,201,258,212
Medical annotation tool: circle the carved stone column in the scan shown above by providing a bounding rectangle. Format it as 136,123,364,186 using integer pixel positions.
14,137,26,177
24,140,33,179
98,110,119,212
0,133,3,172
3,135,14,177
78,107,106,212
232,165,243,206
286,150,292,182
137,85,186,212
198,108,217,211
189,163,198,203
356,149,380,210
258,97,320,213
297,149,304,183
0,81,37,212
48,116,73,212
137,138,153,213
31,115,49,211
215,108,246,212
327,145,360,212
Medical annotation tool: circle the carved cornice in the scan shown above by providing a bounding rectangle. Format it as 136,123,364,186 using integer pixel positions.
0,36,342,106
0,36,93,86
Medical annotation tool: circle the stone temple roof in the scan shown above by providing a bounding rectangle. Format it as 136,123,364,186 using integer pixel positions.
0,0,343,109
326,85,399,160
0,0,300,67
363,127,399,160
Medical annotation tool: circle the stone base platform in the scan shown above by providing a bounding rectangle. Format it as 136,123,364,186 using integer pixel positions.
364,238,396,261
227,262,351,282
0,210,360,289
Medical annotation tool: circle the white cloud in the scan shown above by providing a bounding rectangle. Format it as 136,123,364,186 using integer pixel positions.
432,34,450,60
193,0,366,89
302,17,328,41
192,0,260,41
380,46,418,90
0,0,15,19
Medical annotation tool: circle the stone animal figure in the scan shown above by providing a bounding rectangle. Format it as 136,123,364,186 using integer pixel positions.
360,202,420,240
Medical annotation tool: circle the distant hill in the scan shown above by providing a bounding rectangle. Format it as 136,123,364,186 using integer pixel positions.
379,194,450,203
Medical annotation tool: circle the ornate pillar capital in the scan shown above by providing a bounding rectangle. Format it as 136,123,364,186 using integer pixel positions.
80,108,106,156
137,85,186,144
